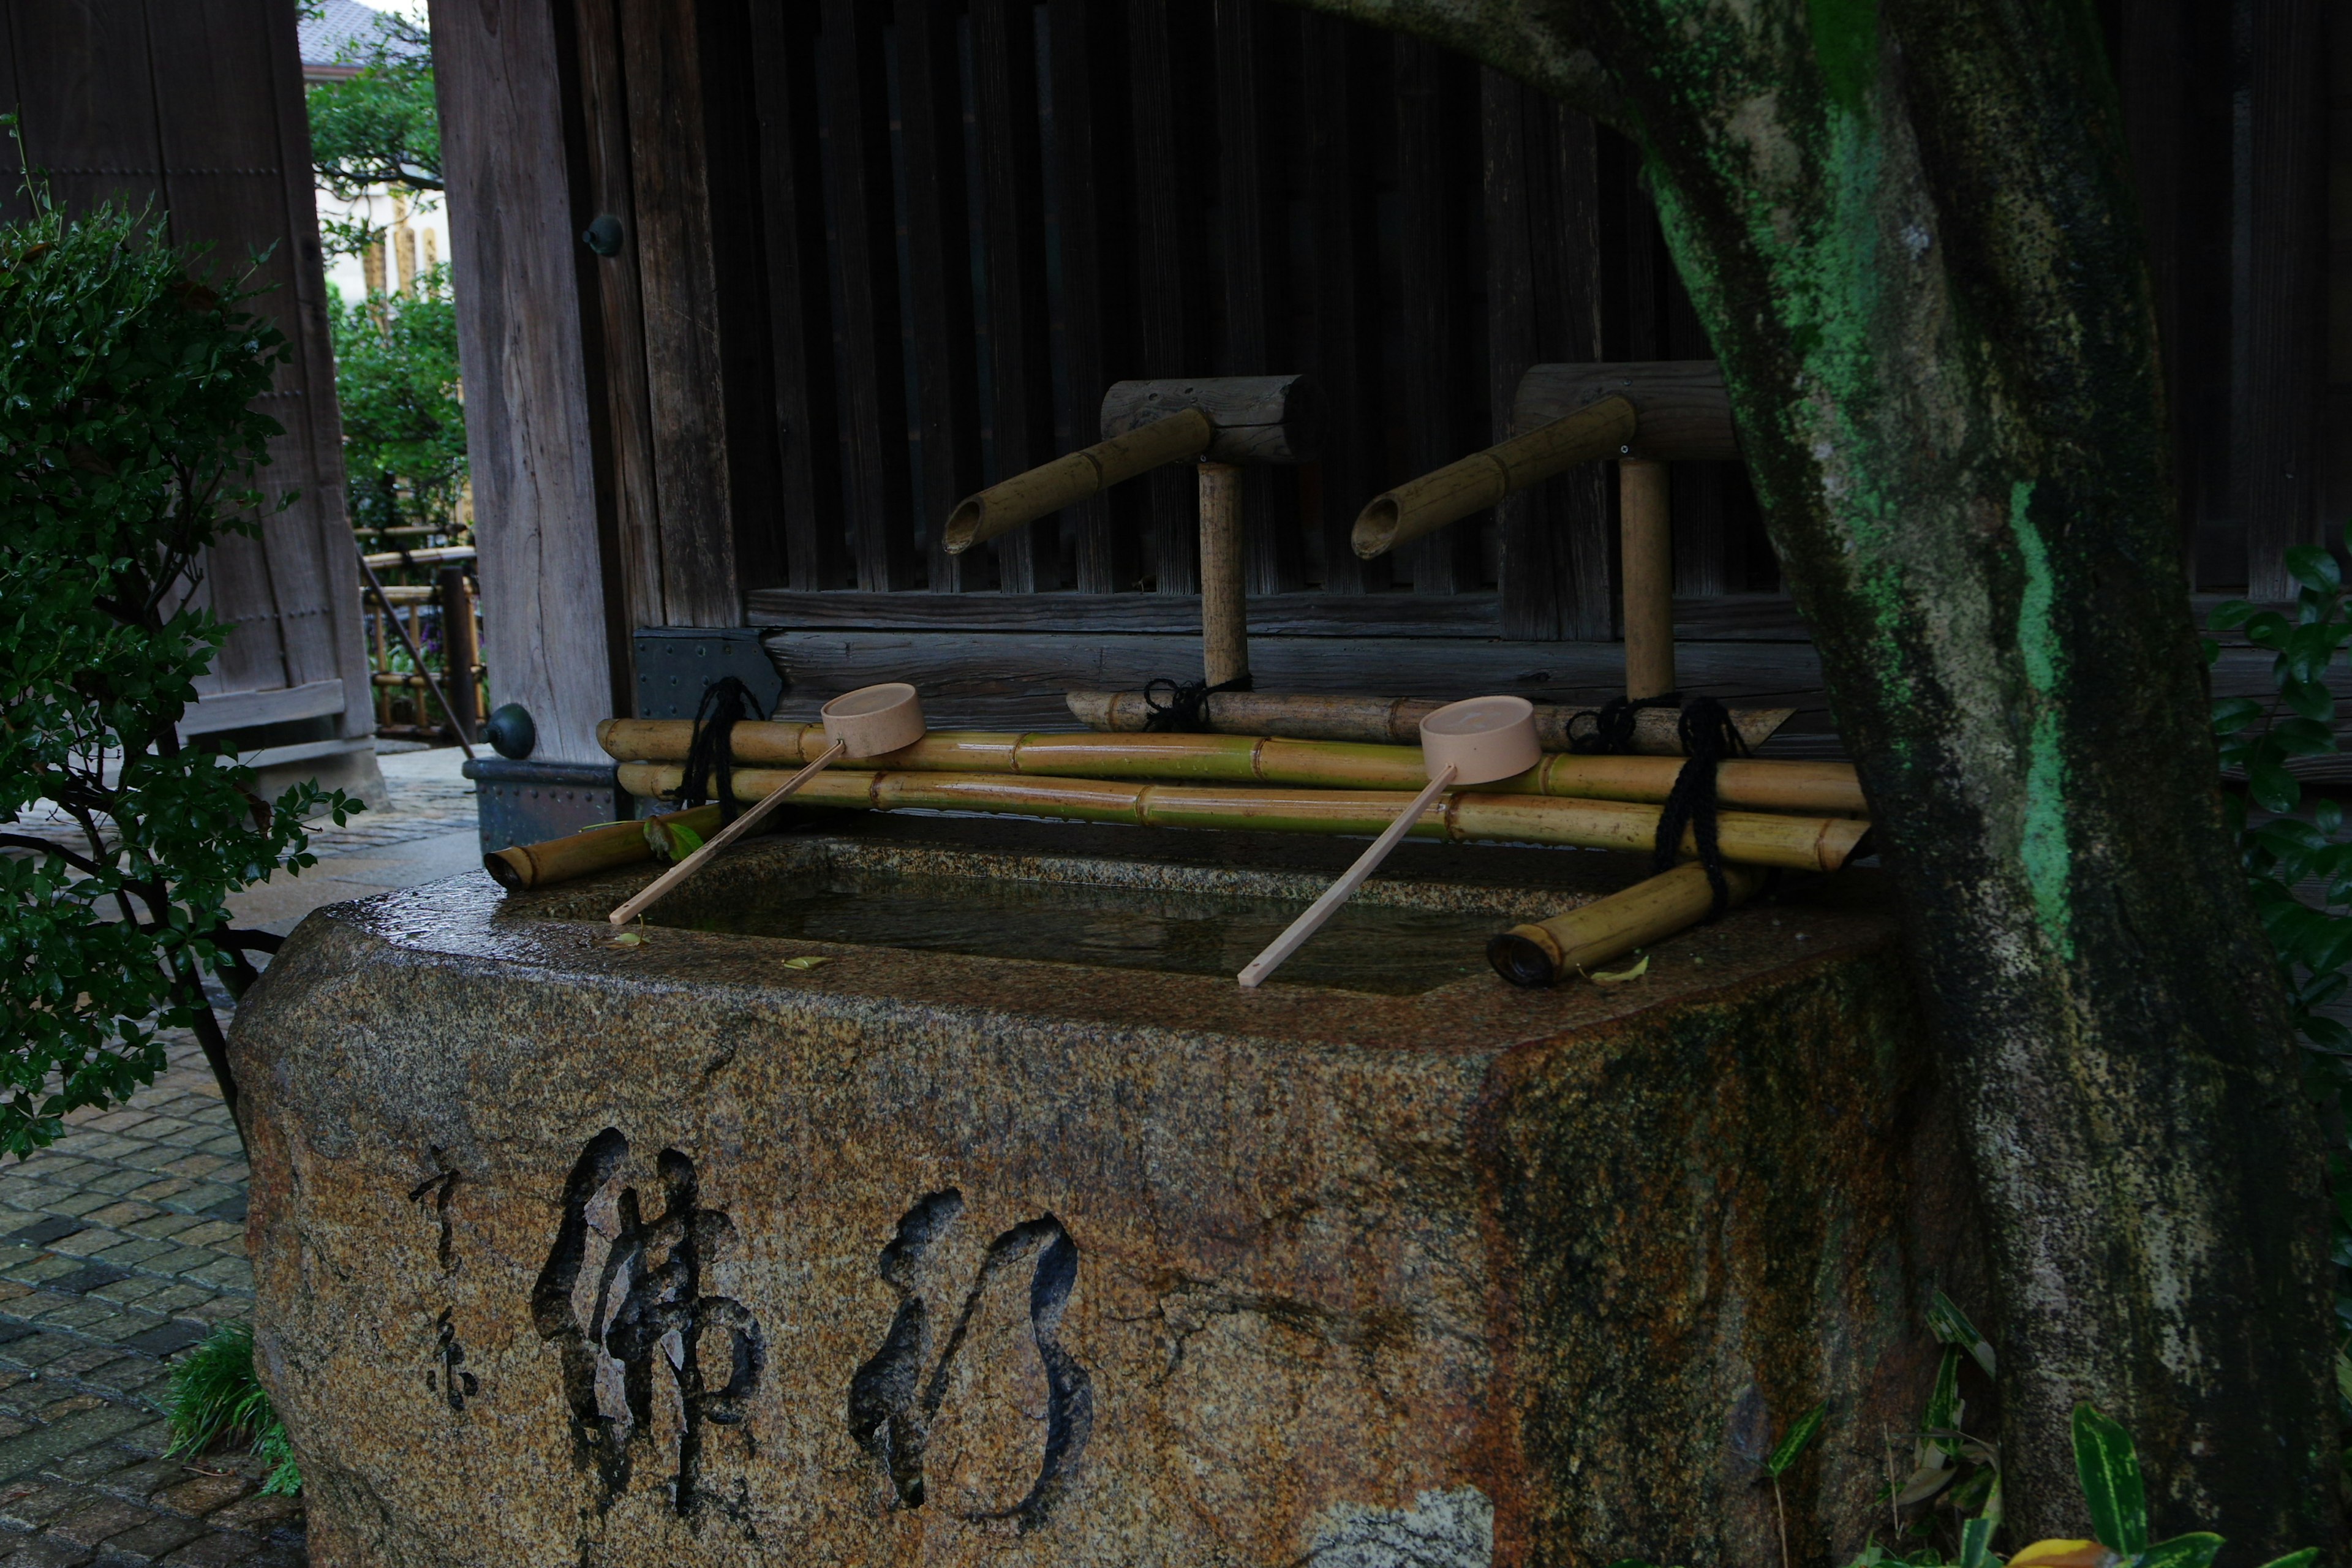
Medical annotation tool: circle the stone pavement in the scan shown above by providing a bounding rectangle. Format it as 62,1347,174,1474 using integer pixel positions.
0,1032,300,1567
0,741,486,1566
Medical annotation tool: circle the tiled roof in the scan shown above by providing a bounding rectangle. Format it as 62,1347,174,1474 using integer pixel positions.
298,0,423,69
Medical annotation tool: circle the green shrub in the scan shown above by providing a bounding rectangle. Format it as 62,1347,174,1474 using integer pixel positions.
165,1321,298,1496
0,150,357,1147
328,266,467,536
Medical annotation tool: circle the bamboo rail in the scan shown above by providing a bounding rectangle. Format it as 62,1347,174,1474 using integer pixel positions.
617,763,1870,872
598,720,1863,816
943,407,1213,553
1488,861,1770,987
1065,689,1794,755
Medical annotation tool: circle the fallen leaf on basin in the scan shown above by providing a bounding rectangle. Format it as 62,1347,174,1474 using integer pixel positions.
1589,954,1649,984
782,955,831,971
611,930,644,947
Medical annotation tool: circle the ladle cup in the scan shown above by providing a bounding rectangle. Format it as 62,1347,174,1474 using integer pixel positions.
1237,695,1540,988
608,682,925,926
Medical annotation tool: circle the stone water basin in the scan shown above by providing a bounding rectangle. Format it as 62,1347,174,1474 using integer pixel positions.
231,815,1977,1567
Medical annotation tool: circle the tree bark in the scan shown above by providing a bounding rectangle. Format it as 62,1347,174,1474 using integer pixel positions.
1284,0,2340,1550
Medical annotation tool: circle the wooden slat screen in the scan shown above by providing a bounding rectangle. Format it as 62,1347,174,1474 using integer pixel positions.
720,0,1778,633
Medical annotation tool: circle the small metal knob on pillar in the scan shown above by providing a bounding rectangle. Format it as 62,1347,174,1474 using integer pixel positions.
944,375,1321,690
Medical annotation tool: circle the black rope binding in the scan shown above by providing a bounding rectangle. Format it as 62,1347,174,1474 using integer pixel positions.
1650,694,1749,919
673,676,762,824
1565,693,1683,755
1140,674,1254,733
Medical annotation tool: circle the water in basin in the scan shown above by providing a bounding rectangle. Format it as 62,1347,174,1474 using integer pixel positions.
665,867,1506,995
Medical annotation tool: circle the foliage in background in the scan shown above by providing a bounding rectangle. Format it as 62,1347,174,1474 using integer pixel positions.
304,7,440,262
0,154,356,1148
167,1321,299,1496
328,266,466,535
2203,533,2352,1458
1609,1298,2315,1567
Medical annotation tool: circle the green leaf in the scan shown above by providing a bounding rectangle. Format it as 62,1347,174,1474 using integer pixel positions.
2071,1404,2149,1555
2208,598,2256,631
1765,1400,1827,1479
668,822,705,857
2282,679,2336,724
2249,758,2301,815
2210,696,2264,734
2286,545,2342,594
1926,1289,1997,1376
1956,1518,1994,1568
1591,953,1649,984
1920,1345,1962,1455
2248,1551,2318,1568
2132,1535,2223,1568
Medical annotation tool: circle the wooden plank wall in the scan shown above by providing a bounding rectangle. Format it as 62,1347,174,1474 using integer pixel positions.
432,0,617,762
0,0,371,739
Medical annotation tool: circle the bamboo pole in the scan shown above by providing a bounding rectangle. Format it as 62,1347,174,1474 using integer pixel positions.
1065,689,1794,755
483,804,722,891
1488,861,1769,987
1620,457,1675,700
615,763,1872,872
597,719,1866,814
1351,396,1636,558
943,406,1213,554
1198,461,1249,687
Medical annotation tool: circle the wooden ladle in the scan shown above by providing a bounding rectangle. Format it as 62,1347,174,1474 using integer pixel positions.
608,682,925,927
1238,695,1541,988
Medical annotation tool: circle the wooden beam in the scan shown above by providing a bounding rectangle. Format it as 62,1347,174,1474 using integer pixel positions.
747,2,846,593
573,0,665,644
1393,36,1479,594
1128,0,1203,596
432,0,615,760
1049,0,1134,594
897,0,987,592
617,0,741,625
1302,13,1389,597
816,0,917,592
971,0,1058,593
2236,0,2328,598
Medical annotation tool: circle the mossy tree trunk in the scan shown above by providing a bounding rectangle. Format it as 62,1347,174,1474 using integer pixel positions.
1284,0,2340,1548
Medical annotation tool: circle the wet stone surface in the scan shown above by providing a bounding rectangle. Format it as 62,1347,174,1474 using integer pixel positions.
0,1033,302,1567
236,819,1975,1567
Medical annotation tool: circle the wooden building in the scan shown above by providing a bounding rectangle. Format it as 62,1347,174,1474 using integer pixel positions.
0,0,385,809
435,0,2346,834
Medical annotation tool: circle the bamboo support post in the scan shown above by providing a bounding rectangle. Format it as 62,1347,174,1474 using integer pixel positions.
437,565,480,743
1619,457,1675,700
1062,690,1795,756
1197,461,1249,687
597,718,1865,815
1351,396,1635,559
483,804,721,892
614,762,1872,872
1487,861,1768,987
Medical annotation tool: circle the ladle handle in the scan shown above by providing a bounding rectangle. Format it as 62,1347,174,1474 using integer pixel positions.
608,741,847,926
1237,763,1457,989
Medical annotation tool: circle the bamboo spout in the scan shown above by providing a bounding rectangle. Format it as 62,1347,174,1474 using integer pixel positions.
944,405,1213,553
1352,395,1634,559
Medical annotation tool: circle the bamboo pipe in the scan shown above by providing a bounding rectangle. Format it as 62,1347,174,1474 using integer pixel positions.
943,407,1213,554
1351,396,1635,559
483,804,722,892
617,763,1872,872
1065,689,1794,755
1620,457,1675,699
1198,461,1249,687
597,719,1866,815
1487,861,1769,987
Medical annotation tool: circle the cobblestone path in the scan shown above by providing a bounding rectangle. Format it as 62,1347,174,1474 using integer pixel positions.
0,1039,298,1566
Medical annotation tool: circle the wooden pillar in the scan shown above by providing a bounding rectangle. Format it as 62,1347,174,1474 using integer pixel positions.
431,0,616,761
437,566,481,742
1198,463,1250,688
1620,459,1675,698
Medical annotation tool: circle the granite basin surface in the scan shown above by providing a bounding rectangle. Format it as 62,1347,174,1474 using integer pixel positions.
230,816,1976,1567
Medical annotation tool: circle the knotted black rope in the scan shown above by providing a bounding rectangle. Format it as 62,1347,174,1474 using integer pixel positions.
674,676,761,823
1140,674,1254,733
1650,694,1749,918
1565,693,1683,755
